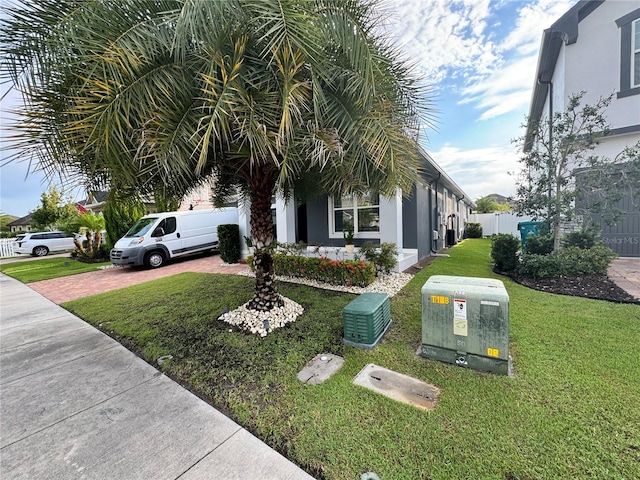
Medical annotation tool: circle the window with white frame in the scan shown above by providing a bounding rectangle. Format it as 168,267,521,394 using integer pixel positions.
616,10,640,97
633,18,640,88
329,193,380,238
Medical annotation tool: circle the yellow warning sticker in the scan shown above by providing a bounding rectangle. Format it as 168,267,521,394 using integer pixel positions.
487,348,499,358
431,295,449,304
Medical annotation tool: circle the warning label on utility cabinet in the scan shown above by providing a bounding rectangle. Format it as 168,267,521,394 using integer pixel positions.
453,299,467,336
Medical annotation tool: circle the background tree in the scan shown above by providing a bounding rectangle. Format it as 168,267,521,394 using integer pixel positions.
0,213,17,237
102,190,147,248
512,91,639,252
30,186,78,231
474,196,510,213
2,0,431,312
59,211,106,258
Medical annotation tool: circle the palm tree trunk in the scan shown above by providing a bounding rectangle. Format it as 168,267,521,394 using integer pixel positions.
86,231,94,254
247,168,283,311
94,231,103,253
73,237,85,254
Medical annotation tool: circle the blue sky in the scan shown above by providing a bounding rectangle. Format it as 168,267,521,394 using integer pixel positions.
0,0,578,217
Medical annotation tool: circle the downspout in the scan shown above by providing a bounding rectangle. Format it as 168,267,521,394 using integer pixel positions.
537,77,553,223
431,173,442,253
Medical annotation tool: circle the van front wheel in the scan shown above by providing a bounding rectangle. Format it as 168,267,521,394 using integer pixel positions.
145,251,165,268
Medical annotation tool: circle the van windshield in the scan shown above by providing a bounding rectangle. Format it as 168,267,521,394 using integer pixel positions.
124,217,158,237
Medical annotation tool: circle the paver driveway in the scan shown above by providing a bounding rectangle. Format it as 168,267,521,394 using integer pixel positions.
26,253,248,304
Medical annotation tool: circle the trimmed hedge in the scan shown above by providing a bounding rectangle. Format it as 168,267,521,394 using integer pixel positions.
490,233,520,272
525,233,554,255
217,224,241,264
464,223,483,238
518,245,617,278
248,253,376,287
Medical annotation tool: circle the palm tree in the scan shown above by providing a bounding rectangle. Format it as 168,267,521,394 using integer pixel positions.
1,0,432,311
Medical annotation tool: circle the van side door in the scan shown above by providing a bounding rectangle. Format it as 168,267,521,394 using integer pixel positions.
151,216,180,257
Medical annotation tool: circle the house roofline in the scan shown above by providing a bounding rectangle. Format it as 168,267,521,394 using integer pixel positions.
524,0,604,151
417,146,475,208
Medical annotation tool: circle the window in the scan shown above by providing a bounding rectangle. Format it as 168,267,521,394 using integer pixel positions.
330,193,380,238
616,9,640,98
154,217,177,236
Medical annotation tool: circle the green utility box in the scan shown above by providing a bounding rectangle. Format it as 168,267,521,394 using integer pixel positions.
343,292,391,349
421,275,510,375
517,221,542,252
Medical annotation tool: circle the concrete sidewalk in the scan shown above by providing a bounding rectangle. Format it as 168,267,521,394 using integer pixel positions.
608,257,640,301
0,273,314,480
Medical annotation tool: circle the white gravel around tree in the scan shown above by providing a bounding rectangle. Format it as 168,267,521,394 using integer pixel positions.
219,271,413,336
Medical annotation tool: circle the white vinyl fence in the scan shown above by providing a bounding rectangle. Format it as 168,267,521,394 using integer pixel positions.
0,238,19,258
469,212,533,238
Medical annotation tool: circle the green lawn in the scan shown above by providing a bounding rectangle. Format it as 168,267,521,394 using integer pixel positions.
0,257,112,283
62,239,640,479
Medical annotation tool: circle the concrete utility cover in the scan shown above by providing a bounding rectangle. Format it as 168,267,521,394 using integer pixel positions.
297,353,344,385
353,364,440,410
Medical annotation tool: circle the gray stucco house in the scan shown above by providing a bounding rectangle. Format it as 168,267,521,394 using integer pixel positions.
237,148,475,272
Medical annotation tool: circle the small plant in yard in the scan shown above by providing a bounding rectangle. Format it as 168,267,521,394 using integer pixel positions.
463,222,483,238
490,233,520,272
277,241,307,255
356,241,397,275
525,232,554,255
217,224,241,263
343,221,355,245
562,227,600,249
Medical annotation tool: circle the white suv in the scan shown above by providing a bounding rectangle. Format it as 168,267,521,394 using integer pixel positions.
15,231,80,257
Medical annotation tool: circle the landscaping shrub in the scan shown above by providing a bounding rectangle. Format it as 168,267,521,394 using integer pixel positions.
562,229,599,249
248,253,376,287
525,233,554,255
518,245,617,278
103,192,146,248
217,224,241,263
463,222,483,238
72,244,110,263
490,234,520,272
356,242,397,275
276,241,307,255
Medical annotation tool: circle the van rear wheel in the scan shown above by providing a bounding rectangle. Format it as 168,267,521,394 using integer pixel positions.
145,251,165,268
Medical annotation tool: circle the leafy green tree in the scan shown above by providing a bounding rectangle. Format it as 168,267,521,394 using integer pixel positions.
1,0,430,311
30,186,78,231
102,190,146,248
474,196,509,213
0,213,15,235
59,211,106,257
513,91,639,252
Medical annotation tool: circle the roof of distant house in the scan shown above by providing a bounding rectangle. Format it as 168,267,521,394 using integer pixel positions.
7,213,33,227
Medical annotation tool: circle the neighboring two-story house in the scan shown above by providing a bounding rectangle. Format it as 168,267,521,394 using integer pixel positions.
525,0,640,256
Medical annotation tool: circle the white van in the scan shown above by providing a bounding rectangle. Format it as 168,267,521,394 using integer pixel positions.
110,208,238,268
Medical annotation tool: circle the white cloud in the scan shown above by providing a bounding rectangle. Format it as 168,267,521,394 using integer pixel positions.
384,0,579,121
384,0,498,82
430,143,521,199
497,0,577,55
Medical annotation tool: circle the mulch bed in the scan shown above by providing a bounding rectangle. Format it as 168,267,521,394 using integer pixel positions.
504,272,639,304
404,256,638,304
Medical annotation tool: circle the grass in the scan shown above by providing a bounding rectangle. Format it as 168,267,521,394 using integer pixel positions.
0,257,112,283
62,239,640,479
